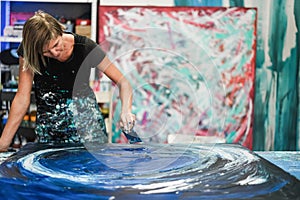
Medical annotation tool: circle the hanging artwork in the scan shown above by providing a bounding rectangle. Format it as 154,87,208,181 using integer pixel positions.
98,6,257,149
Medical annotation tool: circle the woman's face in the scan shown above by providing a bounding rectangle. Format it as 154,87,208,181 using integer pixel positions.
42,36,64,59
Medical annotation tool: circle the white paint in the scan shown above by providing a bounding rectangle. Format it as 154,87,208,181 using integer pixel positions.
245,0,273,68
167,134,226,144
222,0,230,7
282,0,297,61
265,73,277,150
237,174,267,185
19,147,106,184
132,178,195,194
245,0,297,62
244,100,253,140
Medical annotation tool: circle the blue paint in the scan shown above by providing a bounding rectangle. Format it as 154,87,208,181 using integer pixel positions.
0,143,299,199
256,151,300,180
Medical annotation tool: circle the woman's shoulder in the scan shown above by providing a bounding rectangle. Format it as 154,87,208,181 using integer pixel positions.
72,33,95,46
63,32,94,46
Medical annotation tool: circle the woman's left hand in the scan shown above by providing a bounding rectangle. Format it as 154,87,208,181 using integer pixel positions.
120,112,136,132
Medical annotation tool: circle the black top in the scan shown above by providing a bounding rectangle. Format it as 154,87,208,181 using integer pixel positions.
17,33,108,143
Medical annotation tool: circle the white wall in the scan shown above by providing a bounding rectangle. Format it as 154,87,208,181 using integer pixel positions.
99,0,174,6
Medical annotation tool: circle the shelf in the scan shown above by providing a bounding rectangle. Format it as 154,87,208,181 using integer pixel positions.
5,0,95,3
0,36,22,43
0,0,98,44
1,0,98,78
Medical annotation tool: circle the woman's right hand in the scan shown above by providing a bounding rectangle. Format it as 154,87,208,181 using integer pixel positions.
119,112,136,132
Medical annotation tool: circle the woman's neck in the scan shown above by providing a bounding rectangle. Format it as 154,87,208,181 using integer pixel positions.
59,33,74,62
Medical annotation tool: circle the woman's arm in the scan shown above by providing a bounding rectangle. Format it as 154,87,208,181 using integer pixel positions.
97,56,135,131
0,57,34,152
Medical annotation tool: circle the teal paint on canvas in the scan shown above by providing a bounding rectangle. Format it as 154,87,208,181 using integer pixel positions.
174,0,222,6
295,0,300,151
259,0,299,150
99,6,257,148
175,0,300,150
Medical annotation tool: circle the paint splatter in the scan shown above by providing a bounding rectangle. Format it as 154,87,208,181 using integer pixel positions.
0,143,299,199
99,7,257,148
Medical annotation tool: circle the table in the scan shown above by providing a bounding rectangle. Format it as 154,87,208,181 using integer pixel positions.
1,148,299,180
255,151,300,180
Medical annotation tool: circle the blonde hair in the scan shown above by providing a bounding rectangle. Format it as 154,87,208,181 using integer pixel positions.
22,10,66,74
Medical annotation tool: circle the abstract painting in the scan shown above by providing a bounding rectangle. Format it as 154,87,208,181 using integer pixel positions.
174,0,300,152
0,143,299,199
98,6,257,149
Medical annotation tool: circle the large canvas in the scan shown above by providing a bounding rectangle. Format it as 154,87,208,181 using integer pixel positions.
0,143,299,199
98,6,257,149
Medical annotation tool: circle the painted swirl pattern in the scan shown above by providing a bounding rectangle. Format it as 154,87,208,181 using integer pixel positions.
0,143,299,199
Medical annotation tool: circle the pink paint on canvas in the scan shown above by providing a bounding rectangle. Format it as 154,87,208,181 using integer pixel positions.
98,6,257,149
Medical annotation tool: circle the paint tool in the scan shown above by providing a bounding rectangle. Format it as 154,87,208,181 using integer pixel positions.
122,129,142,144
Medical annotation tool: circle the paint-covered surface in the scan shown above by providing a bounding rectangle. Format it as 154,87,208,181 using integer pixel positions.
98,6,257,148
255,151,300,180
0,143,299,199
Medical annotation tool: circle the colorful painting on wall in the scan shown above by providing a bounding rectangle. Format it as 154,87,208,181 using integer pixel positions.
98,6,257,149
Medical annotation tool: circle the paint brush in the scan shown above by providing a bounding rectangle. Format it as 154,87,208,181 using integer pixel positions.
122,129,142,144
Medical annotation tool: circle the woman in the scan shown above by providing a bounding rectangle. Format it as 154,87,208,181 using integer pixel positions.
0,11,135,151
